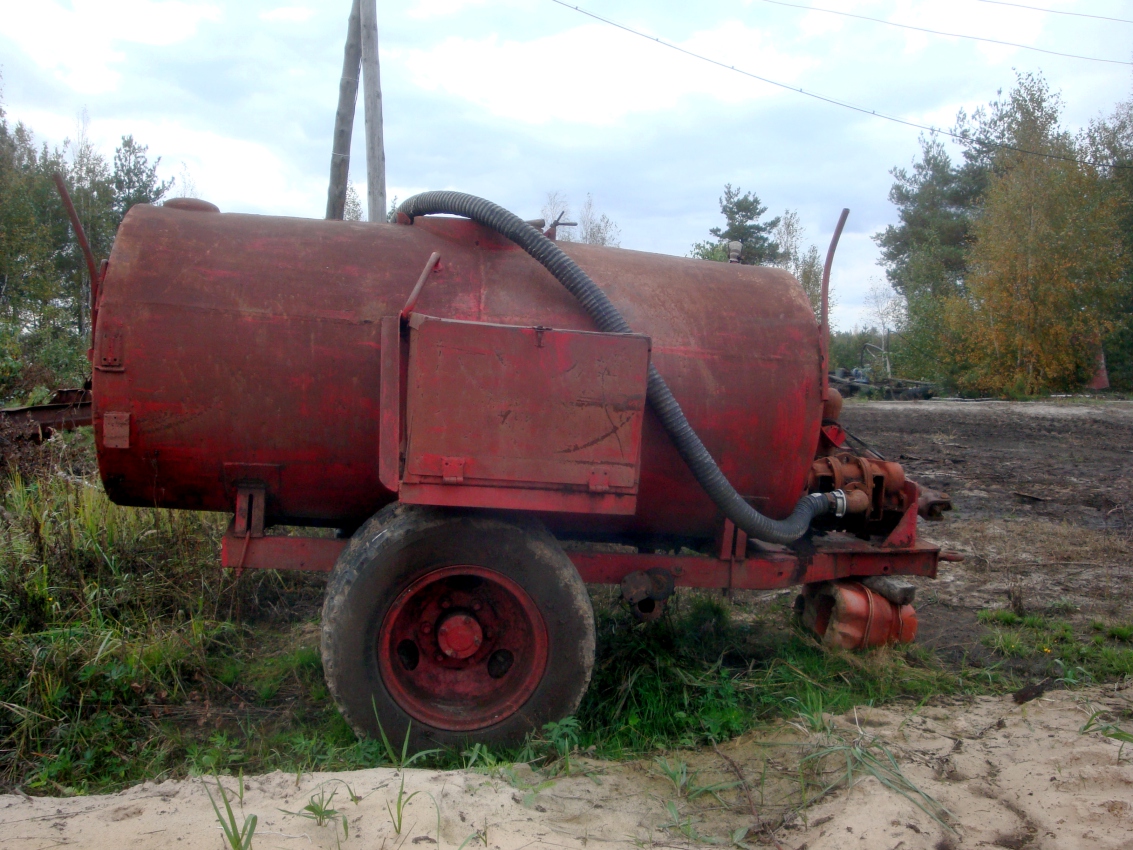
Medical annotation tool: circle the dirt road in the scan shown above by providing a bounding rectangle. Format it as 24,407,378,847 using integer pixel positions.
840,399,1133,530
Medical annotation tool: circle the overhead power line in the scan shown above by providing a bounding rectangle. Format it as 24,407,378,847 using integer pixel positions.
547,0,1131,170
974,0,1133,25
757,0,1130,65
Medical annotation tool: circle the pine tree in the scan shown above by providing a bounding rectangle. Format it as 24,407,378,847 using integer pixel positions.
111,135,173,222
690,184,780,265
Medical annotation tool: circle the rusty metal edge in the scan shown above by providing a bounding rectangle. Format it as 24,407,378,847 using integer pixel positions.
220,529,938,588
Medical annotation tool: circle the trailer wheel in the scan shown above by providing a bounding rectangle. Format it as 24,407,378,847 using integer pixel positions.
320,504,595,749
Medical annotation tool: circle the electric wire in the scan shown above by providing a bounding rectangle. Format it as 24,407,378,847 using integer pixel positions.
974,0,1133,25
548,0,1132,171
757,0,1130,65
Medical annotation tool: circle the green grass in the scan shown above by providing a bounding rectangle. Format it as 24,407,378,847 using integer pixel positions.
0,435,346,792
977,608,1133,681
220,643,324,703
575,594,971,757
1106,624,1133,643
3,436,1131,794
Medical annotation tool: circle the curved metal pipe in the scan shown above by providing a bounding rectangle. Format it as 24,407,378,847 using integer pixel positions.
398,191,837,544
820,208,850,401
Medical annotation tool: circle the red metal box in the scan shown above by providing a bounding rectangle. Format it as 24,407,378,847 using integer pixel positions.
397,314,651,515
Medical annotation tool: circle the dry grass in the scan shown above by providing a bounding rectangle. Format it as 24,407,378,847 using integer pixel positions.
922,517,1132,621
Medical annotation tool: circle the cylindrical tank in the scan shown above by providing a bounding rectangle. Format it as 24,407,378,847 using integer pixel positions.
93,203,822,539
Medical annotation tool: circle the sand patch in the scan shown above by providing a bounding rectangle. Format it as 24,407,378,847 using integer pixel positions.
3,686,1130,849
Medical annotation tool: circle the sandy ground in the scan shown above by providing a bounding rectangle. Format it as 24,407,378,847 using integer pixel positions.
4,685,1130,850
793,686,1133,850
5,402,1130,849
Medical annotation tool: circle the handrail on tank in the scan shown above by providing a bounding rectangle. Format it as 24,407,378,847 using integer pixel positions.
401,252,441,320
820,208,850,403
52,173,102,339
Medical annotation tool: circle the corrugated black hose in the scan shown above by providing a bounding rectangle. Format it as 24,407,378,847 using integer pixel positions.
398,191,835,545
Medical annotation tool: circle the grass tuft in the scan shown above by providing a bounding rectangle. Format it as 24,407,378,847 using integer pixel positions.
205,772,257,850
576,590,963,757
0,435,335,792
977,607,1133,680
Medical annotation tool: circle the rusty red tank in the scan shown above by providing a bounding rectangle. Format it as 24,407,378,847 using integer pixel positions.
93,203,821,537
84,198,945,748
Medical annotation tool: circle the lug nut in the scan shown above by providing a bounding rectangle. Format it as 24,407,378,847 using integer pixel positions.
440,598,451,609
420,622,432,634
472,601,482,611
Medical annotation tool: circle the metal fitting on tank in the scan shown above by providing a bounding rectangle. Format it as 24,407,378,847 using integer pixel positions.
822,387,843,422
830,489,848,517
828,488,871,517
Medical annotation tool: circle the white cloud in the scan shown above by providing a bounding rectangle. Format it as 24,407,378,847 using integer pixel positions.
0,0,221,94
404,0,495,21
401,21,815,126
8,104,325,216
259,6,315,23
113,117,320,215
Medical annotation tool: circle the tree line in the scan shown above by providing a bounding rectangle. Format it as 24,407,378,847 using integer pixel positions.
0,87,172,403
5,72,1130,405
693,73,1132,395
875,72,1131,395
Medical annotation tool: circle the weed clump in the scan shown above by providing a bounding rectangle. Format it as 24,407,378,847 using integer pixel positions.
576,590,959,757
977,607,1133,681
0,434,329,792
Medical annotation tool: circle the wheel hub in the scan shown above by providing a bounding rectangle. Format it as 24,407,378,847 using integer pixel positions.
377,565,549,731
436,612,483,659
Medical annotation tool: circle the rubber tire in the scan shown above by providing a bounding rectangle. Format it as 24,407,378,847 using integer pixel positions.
320,503,596,749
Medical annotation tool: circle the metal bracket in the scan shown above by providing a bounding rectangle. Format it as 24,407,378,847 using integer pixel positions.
588,469,610,493
441,456,466,484
882,481,920,549
620,567,675,621
97,329,125,372
234,484,266,538
379,316,402,493
718,518,748,595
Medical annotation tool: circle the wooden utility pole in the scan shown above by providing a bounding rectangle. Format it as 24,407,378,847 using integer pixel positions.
359,0,386,222
325,0,362,220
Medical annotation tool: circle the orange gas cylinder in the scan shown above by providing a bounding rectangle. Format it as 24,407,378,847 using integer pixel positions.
800,580,917,649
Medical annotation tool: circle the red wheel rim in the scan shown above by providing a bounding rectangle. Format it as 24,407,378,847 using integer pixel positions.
377,565,549,731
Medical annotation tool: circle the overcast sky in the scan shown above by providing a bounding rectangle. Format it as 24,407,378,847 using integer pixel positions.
1,0,1130,327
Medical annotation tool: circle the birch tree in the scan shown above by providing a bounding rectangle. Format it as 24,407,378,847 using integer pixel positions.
946,75,1125,394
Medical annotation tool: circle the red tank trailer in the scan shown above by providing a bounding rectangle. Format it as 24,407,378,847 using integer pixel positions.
84,194,951,746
